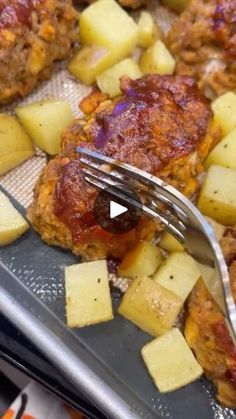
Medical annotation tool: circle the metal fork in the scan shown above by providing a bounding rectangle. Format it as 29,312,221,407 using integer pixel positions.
77,146,236,340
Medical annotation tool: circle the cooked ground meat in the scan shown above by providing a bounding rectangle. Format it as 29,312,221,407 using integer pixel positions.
0,0,78,104
185,227,236,408
168,0,236,99
28,74,220,260
62,74,220,196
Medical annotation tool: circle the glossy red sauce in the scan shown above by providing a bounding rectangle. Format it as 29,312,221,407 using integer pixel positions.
54,158,99,243
54,157,145,247
214,321,236,358
54,160,148,251
87,75,212,174
214,321,236,385
226,367,236,385
0,0,42,29
55,75,212,244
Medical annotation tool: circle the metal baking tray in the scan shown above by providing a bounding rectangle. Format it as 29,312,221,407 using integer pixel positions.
0,188,235,419
1,2,236,416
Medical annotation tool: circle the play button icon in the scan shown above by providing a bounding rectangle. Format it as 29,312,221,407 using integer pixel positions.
93,185,141,234
110,201,128,219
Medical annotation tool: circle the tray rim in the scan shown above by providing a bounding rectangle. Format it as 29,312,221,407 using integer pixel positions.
0,253,159,419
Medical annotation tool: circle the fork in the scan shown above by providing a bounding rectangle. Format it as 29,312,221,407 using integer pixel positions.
77,146,236,340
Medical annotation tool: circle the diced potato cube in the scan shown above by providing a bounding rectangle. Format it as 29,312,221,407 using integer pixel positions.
16,100,73,155
96,58,142,98
153,252,200,302
198,165,236,225
80,0,138,61
205,216,225,241
212,92,236,136
0,114,33,156
137,11,158,49
118,241,163,278
158,231,184,253
0,152,35,176
140,40,176,75
0,114,34,175
65,260,113,328
196,264,225,313
141,328,203,393
204,128,236,171
118,276,182,336
161,0,189,13
68,45,117,85
0,191,29,246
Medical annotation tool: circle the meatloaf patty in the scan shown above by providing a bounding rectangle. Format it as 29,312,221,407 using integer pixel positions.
168,0,236,99
28,75,220,260
0,0,78,104
185,227,236,407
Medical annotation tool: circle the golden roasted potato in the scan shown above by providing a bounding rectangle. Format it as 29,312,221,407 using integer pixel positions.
204,127,236,171
16,100,73,155
96,58,142,98
65,260,113,328
68,45,115,85
118,241,163,278
158,231,184,252
0,152,35,176
0,114,34,175
80,0,138,62
196,264,225,312
153,252,200,302
118,276,182,336
0,114,33,156
212,92,236,136
140,40,176,75
137,11,158,49
141,328,203,393
0,191,29,246
198,165,236,225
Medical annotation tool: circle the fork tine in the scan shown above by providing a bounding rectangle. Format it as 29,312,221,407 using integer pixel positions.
85,174,185,243
78,149,236,339
151,191,188,223
80,156,188,225
77,147,188,219
82,168,186,243
81,161,187,234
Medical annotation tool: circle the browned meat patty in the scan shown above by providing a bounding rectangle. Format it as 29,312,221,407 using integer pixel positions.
28,75,220,260
185,227,236,408
0,0,78,104
168,0,236,99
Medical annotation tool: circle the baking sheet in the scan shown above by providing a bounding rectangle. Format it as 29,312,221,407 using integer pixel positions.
1,193,235,419
0,2,236,418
